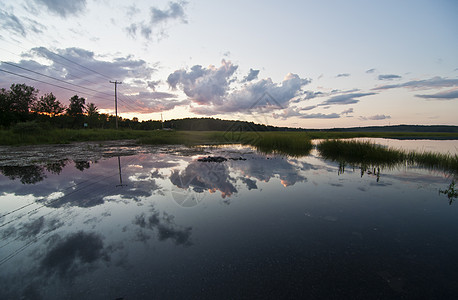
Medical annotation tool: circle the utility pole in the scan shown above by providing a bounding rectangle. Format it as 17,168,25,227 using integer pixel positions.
110,80,122,129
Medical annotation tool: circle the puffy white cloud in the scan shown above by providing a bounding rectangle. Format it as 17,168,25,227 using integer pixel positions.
167,60,238,106
168,60,311,114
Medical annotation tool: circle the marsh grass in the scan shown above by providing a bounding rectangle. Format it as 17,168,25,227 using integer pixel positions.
138,131,313,156
318,139,458,175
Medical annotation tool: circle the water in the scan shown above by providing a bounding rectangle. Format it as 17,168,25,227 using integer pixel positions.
1,142,457,299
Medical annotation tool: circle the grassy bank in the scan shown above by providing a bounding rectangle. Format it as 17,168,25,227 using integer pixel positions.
0,129,313,156
138,131,313,156
317,139,458,175
1,128,457,159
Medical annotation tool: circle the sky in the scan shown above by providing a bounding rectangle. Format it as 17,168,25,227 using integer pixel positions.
0,0,457,129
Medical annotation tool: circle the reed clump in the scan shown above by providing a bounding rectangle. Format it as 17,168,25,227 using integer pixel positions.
317,139,458,175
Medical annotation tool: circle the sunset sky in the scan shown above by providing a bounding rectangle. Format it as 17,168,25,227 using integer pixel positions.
1,0,457,128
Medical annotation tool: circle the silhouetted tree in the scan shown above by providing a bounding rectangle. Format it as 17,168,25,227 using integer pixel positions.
66,95,86,117
34,92,65,117
0,84,38,126
86,102,99,128
0,165,46,184
9,83,38,114
66,95,86,128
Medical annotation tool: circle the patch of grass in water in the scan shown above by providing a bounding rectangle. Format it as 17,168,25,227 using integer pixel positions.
317,139,458,175
138,131,313,156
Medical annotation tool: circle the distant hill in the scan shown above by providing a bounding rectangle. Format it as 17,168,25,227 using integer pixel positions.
162,118,458,133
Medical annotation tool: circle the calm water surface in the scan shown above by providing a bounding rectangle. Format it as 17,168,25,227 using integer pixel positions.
0,141,457,299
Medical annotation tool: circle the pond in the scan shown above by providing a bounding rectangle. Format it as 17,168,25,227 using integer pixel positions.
1,140,457,299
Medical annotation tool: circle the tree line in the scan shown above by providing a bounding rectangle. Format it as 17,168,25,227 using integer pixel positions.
0,83,163,130
0,83,301,132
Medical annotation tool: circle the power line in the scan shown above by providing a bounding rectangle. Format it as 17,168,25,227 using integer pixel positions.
0,40,153,114
1,61,114,98
0,68,113,103
110,80,122,129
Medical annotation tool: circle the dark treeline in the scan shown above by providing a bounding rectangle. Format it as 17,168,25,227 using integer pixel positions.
0,83,162,130
162,118,301,132
2,83,458,133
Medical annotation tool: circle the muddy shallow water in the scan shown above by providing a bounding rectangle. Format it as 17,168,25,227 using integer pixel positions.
1,141,457,299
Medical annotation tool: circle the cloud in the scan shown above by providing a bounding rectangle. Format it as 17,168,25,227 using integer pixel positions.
170,160,237,198
300,113,340,119
366,68,376,73
415,89,458,100
136,91,188,112
360,114,391,120
378,74,402,80
242,68,260,82
147,80,161,91
341,108,354,115
150,1,188,24
133,209,192,246
0,47,165,114
320,92,376,106
272,107,340,120
126,1,188,40
336,73,350,78
0,9,26,36
373,76,458,90
169,60,311,115
40,231,109,278
33,0,87,17
167,60,238,106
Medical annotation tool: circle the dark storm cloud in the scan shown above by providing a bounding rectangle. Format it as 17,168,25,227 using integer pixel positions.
242,68,260,82
415,89,458,100
378,74,402,80
320,92,376,106
33,0,87,17
373,76,458,90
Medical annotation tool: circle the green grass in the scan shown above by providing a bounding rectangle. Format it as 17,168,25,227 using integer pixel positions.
1,128,457,161
317,139,458,175
0,128,154,145
138,131,313,156
305,131,458,140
